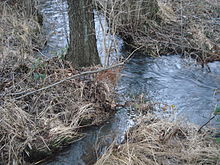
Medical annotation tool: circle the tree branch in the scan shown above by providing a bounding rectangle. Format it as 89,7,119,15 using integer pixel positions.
0,45,143,99
198,115,216,133
14,62,124,100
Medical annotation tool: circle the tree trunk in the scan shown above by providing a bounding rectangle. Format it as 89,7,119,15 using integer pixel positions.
66,0,101,68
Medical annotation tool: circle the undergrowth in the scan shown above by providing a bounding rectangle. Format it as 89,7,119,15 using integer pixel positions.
95,115,220,165
95,0,220,64
0,1,117,164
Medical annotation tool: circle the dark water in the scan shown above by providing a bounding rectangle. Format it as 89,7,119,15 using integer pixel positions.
120,54,220,126
37,0,220,164
37,0,122,63
37,0,69,58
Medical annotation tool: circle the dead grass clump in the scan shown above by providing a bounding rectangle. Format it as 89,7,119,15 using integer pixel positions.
0,57,117,164
0,0,45,74
0,1,118,164
95,0,220,63
95,116,220,165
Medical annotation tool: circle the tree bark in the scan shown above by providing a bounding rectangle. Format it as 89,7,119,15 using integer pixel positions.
66,0,101,68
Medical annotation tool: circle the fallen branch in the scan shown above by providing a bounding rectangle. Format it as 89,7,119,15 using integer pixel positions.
198,115,216,133
1,45,143,99
14,62,124,100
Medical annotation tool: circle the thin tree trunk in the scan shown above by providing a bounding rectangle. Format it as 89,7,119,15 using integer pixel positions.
66,0,100,68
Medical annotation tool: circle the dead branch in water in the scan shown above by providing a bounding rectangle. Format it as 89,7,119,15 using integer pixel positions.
198,115,216,133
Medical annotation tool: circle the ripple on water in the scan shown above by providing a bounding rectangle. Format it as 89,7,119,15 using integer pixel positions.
120,54,220,127
38,0,220,164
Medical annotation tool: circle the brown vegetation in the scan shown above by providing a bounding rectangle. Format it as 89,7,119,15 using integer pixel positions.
1,0,219,164
0,57,117,164
95,0,220,64
0,0,45,72
95,116,220,165
0,1,117,164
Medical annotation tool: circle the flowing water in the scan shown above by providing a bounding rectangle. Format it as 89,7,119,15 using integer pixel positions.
37,0,220,164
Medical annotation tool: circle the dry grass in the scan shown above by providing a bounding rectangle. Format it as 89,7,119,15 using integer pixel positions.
0,0,45,73
95,0,220,64
0,1,117,164
0,58,116,164
95,115,220,165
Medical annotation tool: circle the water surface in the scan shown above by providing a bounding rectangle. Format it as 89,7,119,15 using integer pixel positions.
37,1,220,164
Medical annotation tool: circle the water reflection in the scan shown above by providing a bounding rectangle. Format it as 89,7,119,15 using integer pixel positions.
38,0,69,57
37,0,123,64
37,0,220,164
120,54,220,126
46,54,220,165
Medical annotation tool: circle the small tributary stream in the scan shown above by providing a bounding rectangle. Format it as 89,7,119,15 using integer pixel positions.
37,0,220,164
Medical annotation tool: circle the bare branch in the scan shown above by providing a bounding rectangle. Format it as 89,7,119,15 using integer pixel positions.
14,63,124,100
198,115,216,133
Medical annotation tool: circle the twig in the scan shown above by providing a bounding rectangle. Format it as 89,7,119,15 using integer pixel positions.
0,89,34,97
1,45,141,99
15,63,124,100
123,45,144,63
198,115,216,133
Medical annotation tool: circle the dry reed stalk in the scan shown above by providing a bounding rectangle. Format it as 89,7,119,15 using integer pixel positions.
0,0,45,74
95,0,220,63
95,116,220,165
0,56,117,164
0,1,117,164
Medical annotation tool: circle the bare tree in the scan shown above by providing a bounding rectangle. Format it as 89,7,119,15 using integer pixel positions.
66,0,101,68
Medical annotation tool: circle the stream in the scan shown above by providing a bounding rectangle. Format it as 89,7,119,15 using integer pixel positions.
37,0,220,164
